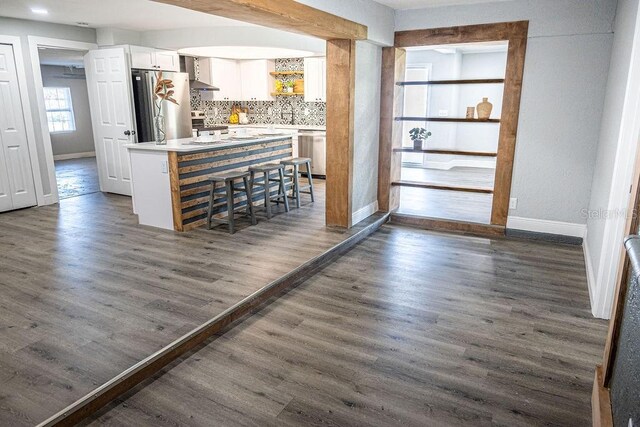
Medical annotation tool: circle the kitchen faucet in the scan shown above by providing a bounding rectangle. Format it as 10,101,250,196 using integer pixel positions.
281,101,294,125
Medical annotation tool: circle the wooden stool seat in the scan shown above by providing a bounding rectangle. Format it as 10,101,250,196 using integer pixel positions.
247,163,289,219
248,163,285,173
280,158,315,208
207,171,256,234
209,170,251,182
281,157,312,166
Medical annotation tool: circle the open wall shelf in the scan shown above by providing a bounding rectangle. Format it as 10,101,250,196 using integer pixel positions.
397,78,505,86
270,70,304,76
393,148,497,157
395,117,500,123
391,180,494,194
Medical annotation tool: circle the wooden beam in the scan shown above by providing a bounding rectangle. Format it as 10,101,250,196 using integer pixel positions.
151,0,367,40
325,39,355,228
592,365,613,427
395,21,527,47
378,47,406,212
491,21,528,225
168,151,183,232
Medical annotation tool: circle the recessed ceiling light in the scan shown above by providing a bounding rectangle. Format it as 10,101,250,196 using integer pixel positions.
30,7,48,15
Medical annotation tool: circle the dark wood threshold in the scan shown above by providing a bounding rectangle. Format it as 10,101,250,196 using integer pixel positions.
391,180,494,194
394,117,501,123
390,213,505,237
592,365,613,427
393,148,497,157
36,213,389,427
397,78,505,85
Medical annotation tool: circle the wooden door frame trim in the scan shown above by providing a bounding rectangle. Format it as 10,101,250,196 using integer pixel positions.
379,21,529,226
26,36,99,206
151,0,367,40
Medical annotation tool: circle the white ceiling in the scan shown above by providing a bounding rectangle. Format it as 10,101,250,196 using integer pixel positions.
0,0,251,30
374,0,511,10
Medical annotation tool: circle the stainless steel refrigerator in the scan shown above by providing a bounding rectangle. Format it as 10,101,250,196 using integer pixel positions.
131,70,192,143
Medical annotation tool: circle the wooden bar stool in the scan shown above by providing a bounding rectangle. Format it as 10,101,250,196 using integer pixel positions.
281,157,315,208
207,170,256,234
246,163,289,219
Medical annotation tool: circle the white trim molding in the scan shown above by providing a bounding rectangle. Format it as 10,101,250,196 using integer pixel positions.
583,232,597,310
506,216,587,238
53,151,96,161
27,36,98,206
352,200,379,226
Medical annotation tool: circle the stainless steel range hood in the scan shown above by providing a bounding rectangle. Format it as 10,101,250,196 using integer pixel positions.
180,55,219,91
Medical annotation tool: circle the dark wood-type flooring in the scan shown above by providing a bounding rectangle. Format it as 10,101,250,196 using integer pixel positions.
54,157,100,199
398,166,495,224
0,180,384,426
84,224,608,426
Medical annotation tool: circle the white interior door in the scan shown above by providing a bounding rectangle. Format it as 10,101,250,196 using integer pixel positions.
0,44,37,212
84,48,134,196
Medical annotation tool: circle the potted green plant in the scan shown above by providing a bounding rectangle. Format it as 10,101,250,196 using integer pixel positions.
409,127,432,150
285,81,294,93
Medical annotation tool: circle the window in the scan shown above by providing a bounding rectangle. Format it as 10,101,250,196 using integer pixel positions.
44,87,76,133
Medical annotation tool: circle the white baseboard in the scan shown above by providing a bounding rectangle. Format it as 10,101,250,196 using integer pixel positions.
423,158,496,170
53,151,96,161
506,216,587,238
582,231,597,311
352,200,379,226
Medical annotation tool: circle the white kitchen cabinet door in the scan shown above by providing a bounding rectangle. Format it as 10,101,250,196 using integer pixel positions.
0,44,37,212
239,60,274,101
154,50,179,72
304,57,326,102
209,58,241,101
129,45,156,70
84,48,135,196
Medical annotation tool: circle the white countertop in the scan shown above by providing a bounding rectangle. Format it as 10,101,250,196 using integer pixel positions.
126,132,296,153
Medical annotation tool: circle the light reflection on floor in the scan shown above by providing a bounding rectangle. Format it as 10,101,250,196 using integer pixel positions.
55,157,100,200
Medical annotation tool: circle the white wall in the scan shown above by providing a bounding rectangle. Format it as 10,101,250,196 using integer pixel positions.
40,65,94,157
352,41,383,224
396,0,615,229
586,0,640,318
0,17,96,197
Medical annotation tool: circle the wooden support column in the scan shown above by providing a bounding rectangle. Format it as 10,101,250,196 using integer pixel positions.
325,39,355,228
378,47,406,212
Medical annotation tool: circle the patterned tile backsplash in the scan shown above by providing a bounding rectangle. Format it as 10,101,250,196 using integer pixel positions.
190,57,326,127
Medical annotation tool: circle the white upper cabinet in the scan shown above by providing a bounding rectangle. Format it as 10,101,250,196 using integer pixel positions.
207,58,241,101
239,60,275,101
203,58,274,102
129,46,179,72
304,57,326,102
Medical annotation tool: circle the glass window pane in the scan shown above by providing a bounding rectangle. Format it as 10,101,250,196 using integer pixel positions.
43,87,76,132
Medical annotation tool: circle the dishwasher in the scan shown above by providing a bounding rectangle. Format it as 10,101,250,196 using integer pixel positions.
298,130,326,178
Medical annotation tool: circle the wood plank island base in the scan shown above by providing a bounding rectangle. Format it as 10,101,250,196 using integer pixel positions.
126,133,297,232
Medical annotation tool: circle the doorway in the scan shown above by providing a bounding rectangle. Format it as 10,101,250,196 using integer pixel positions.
37,47,98,199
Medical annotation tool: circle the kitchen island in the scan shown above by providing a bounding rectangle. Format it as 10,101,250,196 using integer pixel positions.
126,133,296,231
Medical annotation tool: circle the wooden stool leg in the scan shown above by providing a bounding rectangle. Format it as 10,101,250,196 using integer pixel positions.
225,180,235,234
207,181,216,229
263,171,272,219
293,164,301,208
306,161,315,202
279,167,289,212
246,170,255,215
243,176,257,225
